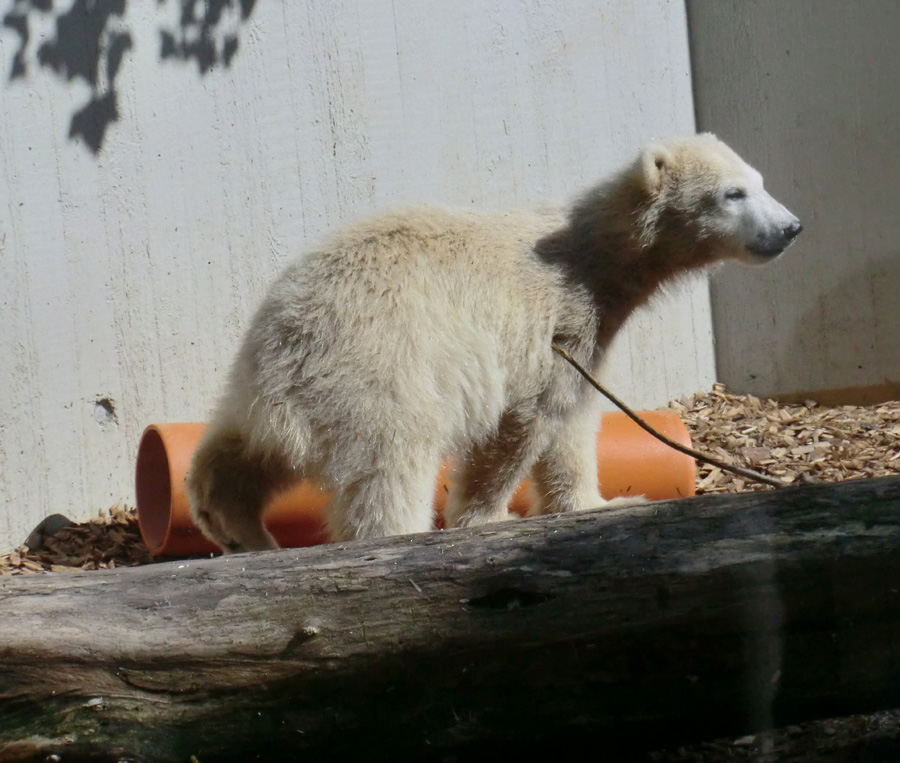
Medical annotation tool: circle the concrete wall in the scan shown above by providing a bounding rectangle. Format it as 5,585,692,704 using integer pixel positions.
689,0,900,403
0,0,711,551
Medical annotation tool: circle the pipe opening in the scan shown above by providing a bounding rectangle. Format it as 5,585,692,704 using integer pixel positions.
135,426,173,553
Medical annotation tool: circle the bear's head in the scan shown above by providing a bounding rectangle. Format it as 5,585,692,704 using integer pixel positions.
637,133,802,265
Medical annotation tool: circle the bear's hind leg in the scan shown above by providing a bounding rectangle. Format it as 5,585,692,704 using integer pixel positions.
325,447,440,541
188,429,294,553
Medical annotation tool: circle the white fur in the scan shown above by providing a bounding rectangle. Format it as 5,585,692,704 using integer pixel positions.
187,134,801,551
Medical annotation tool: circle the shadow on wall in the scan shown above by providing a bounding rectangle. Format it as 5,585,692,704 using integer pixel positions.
775,248,900,405
1,0,257,154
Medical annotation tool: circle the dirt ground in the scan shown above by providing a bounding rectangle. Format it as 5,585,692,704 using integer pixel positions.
3,383,900,761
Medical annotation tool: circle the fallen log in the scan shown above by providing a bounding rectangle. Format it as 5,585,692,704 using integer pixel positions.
2,476,900,762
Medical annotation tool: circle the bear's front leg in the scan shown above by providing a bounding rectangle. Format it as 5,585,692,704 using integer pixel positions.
444,409,553,529
528,409,605,516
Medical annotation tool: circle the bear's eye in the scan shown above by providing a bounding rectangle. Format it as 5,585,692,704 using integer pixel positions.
724,188,746,201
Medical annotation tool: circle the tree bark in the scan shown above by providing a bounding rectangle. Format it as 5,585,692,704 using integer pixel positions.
2,476,900,762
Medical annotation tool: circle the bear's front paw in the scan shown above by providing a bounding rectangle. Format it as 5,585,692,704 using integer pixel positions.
602,495,649,509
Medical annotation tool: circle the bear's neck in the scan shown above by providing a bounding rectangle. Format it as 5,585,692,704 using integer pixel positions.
537,191,712,352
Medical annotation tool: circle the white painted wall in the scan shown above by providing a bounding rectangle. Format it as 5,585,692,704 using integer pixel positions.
0,0,711,551
688,0,900,402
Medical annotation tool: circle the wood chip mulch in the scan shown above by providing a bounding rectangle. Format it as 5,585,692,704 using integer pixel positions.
672,383,900,492
0,504,154,575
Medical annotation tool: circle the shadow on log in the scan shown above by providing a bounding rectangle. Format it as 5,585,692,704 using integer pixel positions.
2,476,900,762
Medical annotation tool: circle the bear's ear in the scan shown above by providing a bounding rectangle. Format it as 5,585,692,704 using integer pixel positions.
640,143,675,194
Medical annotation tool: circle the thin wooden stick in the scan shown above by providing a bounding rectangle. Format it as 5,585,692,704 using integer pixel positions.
551,344,788,490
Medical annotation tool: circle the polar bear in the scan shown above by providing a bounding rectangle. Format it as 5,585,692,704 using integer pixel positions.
188,133,801,552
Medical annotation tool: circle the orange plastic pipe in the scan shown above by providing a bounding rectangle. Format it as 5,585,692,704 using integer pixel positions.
135,411,695,556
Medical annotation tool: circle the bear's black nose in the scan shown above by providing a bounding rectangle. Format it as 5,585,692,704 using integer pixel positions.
783,220,803,240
